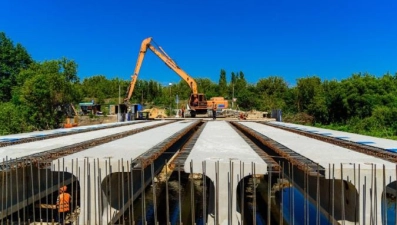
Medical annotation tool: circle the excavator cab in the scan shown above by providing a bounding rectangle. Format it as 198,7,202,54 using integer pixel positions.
189,93,208,117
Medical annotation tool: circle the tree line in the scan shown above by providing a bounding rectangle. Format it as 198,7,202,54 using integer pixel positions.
1,32,396,139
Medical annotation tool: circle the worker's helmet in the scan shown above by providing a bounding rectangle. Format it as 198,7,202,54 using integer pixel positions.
59,186,67,192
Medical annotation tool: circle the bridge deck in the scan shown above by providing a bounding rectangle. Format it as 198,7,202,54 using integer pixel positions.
241,121,396,169
0,121,168,159
268,121,397,151
55,120,195,163
0,121,139,142
184,121,269,225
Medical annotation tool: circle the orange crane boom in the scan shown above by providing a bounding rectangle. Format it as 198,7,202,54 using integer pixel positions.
124,37,208,117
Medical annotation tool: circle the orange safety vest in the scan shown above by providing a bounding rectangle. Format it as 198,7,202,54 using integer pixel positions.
57,193,71,212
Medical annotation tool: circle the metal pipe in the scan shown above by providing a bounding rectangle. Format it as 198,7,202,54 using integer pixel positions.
151,161,157,225
202,160,207,225
166,159,170,224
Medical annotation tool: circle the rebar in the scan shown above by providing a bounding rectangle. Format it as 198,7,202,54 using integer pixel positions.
0,157,396,224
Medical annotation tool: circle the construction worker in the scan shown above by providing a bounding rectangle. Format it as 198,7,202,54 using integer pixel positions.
55,185,72,225
181,106,185,118
212,102,217,120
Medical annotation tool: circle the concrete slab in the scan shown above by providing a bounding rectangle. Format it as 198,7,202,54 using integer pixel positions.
52,120,196,225
58,120,194,161
0,121,167,160
0,121,138,143
240,121,397,224
184,121,268,225
269,121,397,151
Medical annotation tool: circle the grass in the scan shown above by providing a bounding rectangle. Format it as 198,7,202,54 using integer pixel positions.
314,124,397,140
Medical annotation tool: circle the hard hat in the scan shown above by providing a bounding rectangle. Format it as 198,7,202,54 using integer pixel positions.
59,186,67,192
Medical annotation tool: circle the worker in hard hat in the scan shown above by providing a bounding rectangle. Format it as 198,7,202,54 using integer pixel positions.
55,185,72,224
212,102,217,120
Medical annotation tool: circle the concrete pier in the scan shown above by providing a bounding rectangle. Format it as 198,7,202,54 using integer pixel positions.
52,120,196,225
184,121,268,225
240,121,397,224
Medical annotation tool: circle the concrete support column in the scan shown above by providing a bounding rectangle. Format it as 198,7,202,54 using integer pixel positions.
185,159,267,225
332,163,396,225
53,158,131,225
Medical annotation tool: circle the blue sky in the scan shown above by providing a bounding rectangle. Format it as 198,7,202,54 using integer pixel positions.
1,0,397,86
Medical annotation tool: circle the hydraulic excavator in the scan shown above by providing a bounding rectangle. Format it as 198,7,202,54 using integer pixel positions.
124,37,209,118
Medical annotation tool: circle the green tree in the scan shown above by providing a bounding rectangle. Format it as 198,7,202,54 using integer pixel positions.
0,32,33,102
0,102,31,135
81,75,109,104
323,79,345,123
340,73,379,120
235,86,258,110
296,76,328,123
235,71,247,93
218,69,228,98
18,59,80,130
230,72,237,84
256,76,288,111
196,78,218,98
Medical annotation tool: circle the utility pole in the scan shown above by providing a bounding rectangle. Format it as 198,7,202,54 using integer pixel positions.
117,83,120,122
232,83,234,110
169,83,172,116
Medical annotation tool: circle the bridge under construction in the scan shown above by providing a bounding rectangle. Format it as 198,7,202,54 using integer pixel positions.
1,119,397,224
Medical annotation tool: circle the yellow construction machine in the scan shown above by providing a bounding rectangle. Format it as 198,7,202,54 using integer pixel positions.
125,37,227,117
138,108,167,120
207,97,228,110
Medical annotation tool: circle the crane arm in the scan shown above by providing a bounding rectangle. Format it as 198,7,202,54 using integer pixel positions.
124,37,198,104
124,38,151,103
147,44,198,94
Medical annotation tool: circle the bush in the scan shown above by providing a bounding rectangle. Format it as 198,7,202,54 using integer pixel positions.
0,103,31,135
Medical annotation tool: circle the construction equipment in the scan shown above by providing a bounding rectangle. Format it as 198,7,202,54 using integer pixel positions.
63,103,78,128
137,108,167,120
207,97,229,110
125,37,221,117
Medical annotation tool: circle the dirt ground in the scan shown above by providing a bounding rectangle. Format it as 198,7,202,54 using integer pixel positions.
77,115,118,127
